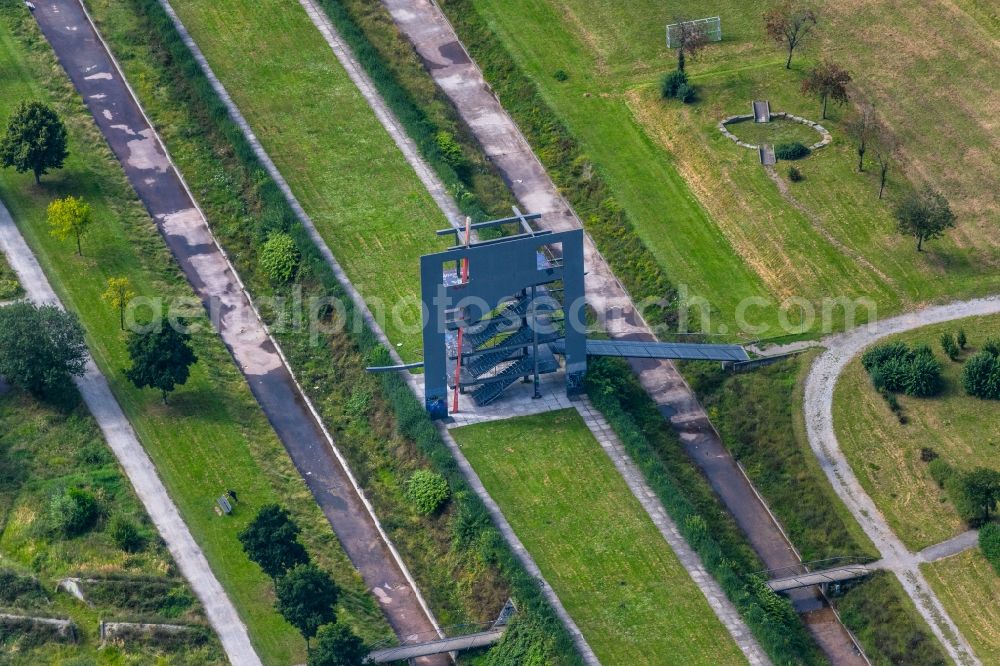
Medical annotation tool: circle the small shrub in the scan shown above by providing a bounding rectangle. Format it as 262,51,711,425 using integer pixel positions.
980,523,1000,576
774,142,810,160
919,447,939,463
983,336,1000,357
928,458,953,488
49,487,99,536
108,515,146,553
434,130,468,173
956,329,967,349
675,83,696,104
0,279,19,300
258,232,299,283
787,166,803,182
961,351,1000,399
940,332,959,361
552,69,569,81
404,470,450,515
659,70,688,99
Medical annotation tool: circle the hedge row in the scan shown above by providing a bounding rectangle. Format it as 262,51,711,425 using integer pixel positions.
115,0,580,661
585,357,825,665
437,0,680,330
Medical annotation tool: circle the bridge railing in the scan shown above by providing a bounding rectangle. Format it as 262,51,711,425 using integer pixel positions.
752,555,878,582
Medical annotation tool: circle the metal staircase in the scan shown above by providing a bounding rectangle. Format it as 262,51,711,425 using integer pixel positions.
471,356,534,406
465,295,531,349
465,327,535,378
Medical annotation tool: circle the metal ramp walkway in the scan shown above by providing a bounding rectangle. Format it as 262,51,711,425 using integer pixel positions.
753,99,771,123
552,339,750,363
763,558,877,593
368,599,516,663
368,628,505,663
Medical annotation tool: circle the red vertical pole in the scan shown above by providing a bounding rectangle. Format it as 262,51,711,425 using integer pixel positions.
452,217,472,413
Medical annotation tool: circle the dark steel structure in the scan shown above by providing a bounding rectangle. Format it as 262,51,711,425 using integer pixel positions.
420,212,586,418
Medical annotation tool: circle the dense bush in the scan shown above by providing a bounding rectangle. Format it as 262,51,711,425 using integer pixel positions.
939,332,959,361
983,337,1000,357
49,486,99,536
434,130,468,175
108,514,146,553
659,70,688,99
258,232,299,283
834,572,948,666
862,342,942,397
675,83,696,104
586,357,824,664
774,142,810,160
404,470,450,515
83,578,195,617
787,166,803,182
961,350,1000,399
946,467,1000,527
552,69,569,82
980,523,1000,575
0,569,47,606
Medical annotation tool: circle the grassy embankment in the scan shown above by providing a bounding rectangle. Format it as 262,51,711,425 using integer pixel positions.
0,389,224,664
84,0,583,660
834,314,1000,663
452,409,747,665
440,0,1000,339
0,4,387,663
682,354,956,665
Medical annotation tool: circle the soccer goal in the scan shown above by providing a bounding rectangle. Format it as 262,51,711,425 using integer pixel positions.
666,16,722,48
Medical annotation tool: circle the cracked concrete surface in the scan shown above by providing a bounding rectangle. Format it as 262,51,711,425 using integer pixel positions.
32,0,446,658
0,200,260,666
805,296,1000,666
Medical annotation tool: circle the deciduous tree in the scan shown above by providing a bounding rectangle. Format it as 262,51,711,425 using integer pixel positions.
276,564,340,650
801,62,851,119
0,101,68,184
47,195,92,256
764,3,818,69
0,302,87,397
238,504,310,580
894,187,955,251
845,102,876,172
871,121,898,199
124,323,198,403
101,277,136,330
670,17,707,73
308,623,367,666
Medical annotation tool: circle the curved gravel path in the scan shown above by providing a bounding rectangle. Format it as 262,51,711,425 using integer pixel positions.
804,295,1000,666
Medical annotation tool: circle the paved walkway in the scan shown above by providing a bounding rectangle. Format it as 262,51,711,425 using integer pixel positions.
381,1,864,662
33,0,445,657
804,296,1000,666
0,201,259,665
918,530,979,564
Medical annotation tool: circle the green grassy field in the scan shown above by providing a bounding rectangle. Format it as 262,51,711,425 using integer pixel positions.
445,0,999,339
833,314,1000,550
725,118,821,147
452,409,746,665
922,550,1000,664
0,4,387,663
0,388,224,664
164,0,450,361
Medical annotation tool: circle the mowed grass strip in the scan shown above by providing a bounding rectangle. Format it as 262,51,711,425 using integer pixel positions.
166,0,449,361
0,5,386,663
833,314,1000,550
452,409,746,665
446,0,1000,338
922,550,1000,664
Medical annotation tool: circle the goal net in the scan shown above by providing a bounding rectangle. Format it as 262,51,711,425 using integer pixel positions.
666,16,722,48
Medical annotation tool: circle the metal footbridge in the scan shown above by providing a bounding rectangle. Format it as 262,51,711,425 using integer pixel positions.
762,557,878,593
367,599,516,663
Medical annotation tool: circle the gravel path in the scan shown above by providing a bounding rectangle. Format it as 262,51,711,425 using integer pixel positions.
804,295,1000,666
0,201,260,666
